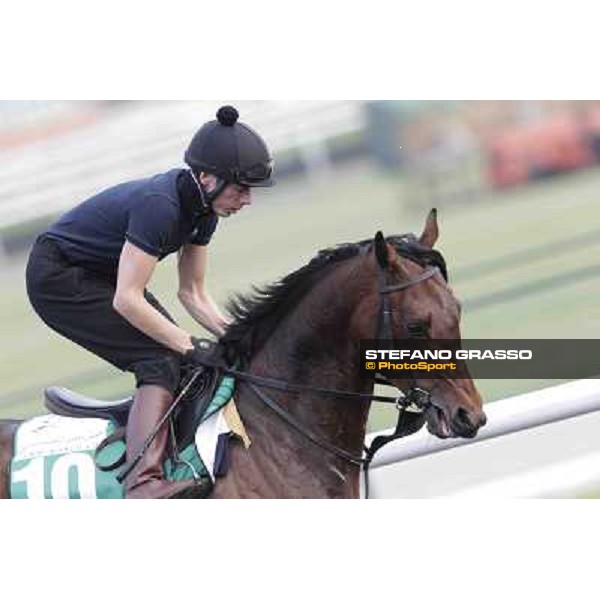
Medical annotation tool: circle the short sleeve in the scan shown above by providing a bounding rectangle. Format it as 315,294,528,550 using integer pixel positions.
189,214,219,246
126,194,179,256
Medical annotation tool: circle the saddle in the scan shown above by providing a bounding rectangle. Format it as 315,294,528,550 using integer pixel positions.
43,339,225,452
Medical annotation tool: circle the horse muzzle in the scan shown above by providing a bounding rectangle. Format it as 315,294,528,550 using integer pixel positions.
426,401,487,439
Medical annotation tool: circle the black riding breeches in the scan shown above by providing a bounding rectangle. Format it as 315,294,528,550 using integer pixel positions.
25,235,182,394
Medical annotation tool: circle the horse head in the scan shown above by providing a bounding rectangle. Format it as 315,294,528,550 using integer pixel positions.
357,209,486,439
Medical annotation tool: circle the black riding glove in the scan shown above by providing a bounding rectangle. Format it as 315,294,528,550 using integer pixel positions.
184,337,218,368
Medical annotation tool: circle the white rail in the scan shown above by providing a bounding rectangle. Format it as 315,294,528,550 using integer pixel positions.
365,379,600,498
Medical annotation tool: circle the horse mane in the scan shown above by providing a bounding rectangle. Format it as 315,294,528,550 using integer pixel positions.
220,233,447,365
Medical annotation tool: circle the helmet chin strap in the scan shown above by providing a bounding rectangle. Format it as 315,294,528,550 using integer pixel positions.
188,169,228,208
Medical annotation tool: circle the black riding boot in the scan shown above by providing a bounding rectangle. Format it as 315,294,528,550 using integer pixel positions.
125,385,200,499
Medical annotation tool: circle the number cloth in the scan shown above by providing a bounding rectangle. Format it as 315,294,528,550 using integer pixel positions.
10,376,236,499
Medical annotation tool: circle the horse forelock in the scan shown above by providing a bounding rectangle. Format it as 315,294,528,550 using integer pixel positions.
220,234,448,364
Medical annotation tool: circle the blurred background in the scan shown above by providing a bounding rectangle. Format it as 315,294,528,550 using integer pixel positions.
1,100,600,495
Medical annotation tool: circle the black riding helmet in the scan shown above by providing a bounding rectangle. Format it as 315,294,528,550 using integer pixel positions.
184,105,275,188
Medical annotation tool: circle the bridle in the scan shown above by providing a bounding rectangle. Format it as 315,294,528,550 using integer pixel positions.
117,249,443,494
376,261,440,404
219,252,441,493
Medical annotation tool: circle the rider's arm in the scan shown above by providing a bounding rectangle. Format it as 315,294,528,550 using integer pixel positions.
113,241,194,354
177,244,230,339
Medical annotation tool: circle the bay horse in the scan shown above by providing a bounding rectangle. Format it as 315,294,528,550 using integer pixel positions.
0,210,486,498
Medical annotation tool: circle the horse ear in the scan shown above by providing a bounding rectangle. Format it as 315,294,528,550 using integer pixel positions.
419,208,439,249
374,231,389,269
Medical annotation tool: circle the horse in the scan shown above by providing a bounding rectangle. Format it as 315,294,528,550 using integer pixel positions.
0,210,486,498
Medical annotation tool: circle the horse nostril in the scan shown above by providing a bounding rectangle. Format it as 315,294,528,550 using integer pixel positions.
454,407,473,430
452,408,486,437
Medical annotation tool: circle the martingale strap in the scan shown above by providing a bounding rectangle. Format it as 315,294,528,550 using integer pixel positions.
362,404,427,498
247,382,429,484
248,383,367,466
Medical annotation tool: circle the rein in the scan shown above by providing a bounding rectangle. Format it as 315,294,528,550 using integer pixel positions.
114,247,443,497
217,367,415,405
225,259,440,497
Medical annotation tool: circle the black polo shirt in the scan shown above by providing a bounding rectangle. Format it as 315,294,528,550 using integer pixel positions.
45,168,218,277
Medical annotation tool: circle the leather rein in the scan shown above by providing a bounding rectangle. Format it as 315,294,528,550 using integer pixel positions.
116,250,442,495
219,258,440,481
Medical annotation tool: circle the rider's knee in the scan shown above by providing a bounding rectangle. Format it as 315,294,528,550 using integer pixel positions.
133,354,181,395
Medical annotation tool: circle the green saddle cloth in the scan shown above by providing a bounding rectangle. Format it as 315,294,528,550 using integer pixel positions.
10,376,235,499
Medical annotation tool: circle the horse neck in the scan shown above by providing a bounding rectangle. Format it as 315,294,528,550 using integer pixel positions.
235,257,375,496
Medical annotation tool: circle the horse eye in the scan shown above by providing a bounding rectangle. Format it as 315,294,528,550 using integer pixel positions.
407,321,429,338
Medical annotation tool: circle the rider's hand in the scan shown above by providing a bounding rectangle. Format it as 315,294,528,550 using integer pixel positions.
183,336,215,367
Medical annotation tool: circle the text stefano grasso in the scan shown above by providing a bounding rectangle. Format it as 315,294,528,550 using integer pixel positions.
364,349,533,361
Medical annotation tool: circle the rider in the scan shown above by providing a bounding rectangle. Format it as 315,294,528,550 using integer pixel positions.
25,105,275,499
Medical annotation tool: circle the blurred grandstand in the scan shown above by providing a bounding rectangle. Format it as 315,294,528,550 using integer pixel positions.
3,100,600,256
0,100,366,254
